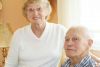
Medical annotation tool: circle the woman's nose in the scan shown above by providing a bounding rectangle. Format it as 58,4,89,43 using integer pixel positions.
33,10,38,16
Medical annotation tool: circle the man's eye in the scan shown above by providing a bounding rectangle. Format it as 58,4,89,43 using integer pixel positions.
65,38,69,41
72,38,79,41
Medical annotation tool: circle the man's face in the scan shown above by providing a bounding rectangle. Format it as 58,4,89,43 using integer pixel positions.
64,29,90,58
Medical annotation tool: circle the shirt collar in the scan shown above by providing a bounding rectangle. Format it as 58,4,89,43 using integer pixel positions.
66,55,91,67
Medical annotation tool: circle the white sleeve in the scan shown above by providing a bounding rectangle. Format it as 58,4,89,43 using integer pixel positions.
4,31,20,67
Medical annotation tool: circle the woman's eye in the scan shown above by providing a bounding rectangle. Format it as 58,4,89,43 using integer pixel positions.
37,7,41,11
27,8,34,12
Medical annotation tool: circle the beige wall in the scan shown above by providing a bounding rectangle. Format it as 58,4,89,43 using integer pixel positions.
2,0,28,32
57,0,69,27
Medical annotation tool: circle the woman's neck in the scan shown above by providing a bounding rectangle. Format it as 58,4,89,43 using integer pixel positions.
31,22,46,38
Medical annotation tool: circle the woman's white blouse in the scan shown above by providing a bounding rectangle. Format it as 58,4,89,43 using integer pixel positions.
4,22,66,67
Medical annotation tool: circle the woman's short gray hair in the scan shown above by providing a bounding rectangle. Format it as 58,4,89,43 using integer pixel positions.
23,0,52,20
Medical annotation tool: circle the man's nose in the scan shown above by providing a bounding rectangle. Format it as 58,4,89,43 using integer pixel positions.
67,40,73,47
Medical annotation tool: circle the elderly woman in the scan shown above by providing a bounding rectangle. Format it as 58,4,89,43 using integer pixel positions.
62,26,100,67
4,0,66,67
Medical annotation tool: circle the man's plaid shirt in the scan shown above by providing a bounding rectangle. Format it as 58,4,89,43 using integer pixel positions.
62,55,99,67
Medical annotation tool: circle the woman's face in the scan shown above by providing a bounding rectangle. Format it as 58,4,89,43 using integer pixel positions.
26,3,48,24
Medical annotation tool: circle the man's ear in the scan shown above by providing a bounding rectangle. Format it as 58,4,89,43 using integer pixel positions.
88,39,93,47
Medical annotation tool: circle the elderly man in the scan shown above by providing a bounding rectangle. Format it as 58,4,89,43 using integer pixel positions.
62,26,100,67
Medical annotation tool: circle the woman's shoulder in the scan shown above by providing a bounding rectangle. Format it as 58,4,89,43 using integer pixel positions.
47,22,66,29
48,22,67,35
13,24,31,35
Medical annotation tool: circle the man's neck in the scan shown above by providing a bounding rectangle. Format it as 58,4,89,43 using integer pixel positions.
70,51,89,65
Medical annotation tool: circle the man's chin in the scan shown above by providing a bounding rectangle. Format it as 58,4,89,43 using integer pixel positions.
67,53,76,58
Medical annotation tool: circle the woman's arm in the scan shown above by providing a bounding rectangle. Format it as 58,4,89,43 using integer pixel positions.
4,31,20,67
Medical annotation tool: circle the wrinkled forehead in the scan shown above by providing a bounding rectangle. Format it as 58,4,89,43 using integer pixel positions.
66,28,87,38
26,0,45,5
27,2,45,8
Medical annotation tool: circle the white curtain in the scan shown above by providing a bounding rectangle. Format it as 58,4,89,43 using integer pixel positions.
57,0,80,28
57,0,100,50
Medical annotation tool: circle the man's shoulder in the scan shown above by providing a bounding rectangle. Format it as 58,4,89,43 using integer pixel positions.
61,59,70,67
88,58,99,67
